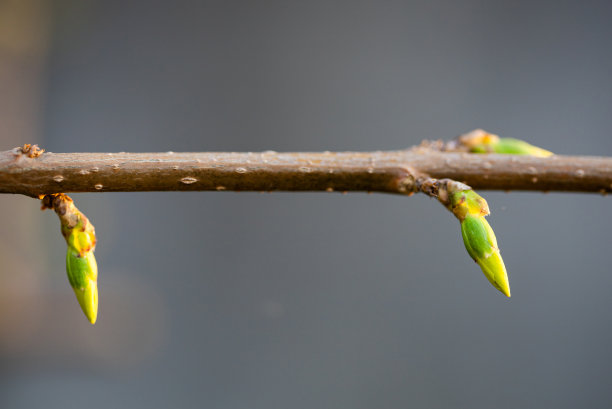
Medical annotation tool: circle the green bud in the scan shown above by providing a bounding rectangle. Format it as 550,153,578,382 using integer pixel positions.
42,194,100,324
458,129,552,157
66,248,99,324
434,182,511,297
471,137,552,157
460,215,510,297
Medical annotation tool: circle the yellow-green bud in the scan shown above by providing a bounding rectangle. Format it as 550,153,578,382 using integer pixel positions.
437,182,511,297
459,129,552,157
42,194,99,324
66,248,98,324
472,137,553,157
460,215,511,297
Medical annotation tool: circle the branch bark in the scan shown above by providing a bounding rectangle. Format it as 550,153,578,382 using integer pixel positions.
1,147,611,197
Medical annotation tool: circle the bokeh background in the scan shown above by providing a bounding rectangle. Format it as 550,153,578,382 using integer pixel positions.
1,1,612,408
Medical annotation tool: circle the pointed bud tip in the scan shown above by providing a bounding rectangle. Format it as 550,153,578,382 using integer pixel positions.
532,147,554,158
490,276,511,297
494,278,511,297
73,280,98,325
82,303,98,324
78,299,98,324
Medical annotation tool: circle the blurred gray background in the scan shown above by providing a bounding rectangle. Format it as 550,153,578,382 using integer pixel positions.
1,0,612,408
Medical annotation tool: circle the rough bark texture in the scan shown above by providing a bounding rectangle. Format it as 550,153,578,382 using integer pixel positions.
1,147,611,197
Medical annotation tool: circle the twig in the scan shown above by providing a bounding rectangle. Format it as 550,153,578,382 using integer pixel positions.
1,147,611,197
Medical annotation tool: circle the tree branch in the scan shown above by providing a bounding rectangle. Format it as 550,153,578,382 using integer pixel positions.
1,147,611,197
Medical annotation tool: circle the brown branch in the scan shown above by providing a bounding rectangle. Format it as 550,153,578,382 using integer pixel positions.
1,147,611,197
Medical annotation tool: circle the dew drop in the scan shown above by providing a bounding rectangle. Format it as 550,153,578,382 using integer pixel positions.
172,165,179,170
326,187,334,192
299,167,311,173
167,151,174,155
575,169,585,178
111,164,120,170
235,167,247,174
216,186,226,191
531,177,538,183
91,167,99,173
94,184,103,190
180,177,198,184
328,169,335,174
367,168,374,174
79,169,90,175
53,175,64,183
